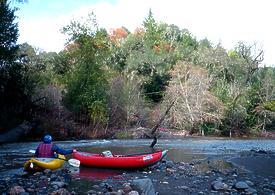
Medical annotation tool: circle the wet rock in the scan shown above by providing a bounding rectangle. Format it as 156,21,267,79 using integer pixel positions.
131,178,155,195
9,185,25,194
245,187,257,194
40,175,48,180
166,168,176,173
245,180,254,186
128,191,139,195
105,183,113,192
122,183,132,193
87,189,97,194
92,184,100,190
33,172,43,177
51,181,67,188
50,188,71,195
263,188,274,194
211,181,228,191
44,169,52,175
26,188,35,193
116,189,124,195
50,174,57,181
105,192,121,195
270,181,275,190
178,186,189,191
178,166,185,171
235,181,249,190
16,171,29,177
165,160,174,168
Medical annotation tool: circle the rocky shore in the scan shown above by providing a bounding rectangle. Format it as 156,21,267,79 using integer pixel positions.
0,149,274,195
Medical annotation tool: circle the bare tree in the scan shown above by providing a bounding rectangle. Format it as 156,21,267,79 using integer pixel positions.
162,61,224,135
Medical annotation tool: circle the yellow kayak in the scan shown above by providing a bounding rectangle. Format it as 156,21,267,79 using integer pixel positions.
24,154,65,171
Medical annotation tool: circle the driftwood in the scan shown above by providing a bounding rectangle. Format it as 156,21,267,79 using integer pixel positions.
150,100,175,148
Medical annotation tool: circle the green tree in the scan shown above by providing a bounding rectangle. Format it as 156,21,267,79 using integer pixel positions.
62,15,110,129
0,2,34,130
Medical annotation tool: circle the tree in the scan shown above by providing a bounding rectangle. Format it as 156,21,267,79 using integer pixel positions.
62,14,110,131
0,1,18,66
162,61,224,134
0,1,33,130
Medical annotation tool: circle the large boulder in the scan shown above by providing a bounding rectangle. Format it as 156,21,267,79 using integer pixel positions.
131,178,155,195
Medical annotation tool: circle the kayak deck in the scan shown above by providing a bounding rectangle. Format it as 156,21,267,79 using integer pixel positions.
24,154,65,171
73,150,168,169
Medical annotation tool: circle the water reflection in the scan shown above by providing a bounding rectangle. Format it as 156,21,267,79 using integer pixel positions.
70,167,124,180
166,148,206,162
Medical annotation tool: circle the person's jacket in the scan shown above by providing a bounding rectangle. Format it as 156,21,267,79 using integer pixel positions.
35,143,73,158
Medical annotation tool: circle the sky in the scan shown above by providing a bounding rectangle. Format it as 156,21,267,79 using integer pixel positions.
13,0,275,66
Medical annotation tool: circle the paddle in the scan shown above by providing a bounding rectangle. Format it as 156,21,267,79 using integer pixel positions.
29,150,80,168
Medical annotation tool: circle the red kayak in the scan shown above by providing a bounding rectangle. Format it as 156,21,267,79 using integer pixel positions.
73,150,168,169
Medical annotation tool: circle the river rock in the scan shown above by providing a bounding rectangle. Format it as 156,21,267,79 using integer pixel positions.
44,169,52,175
166,168,176,173
50,188,70,195
50,174,57,181
51,181,67,188
128,191,139,195
26,188,35,193
235,181,249,190
165,160,175,168
270,181,275,190
87,189,97,194
245,187,257,194
105,183,113,191
9,185,25,194
92,184,100,190
33,172,43,177
211,181,228,191
117,189,125,195
245,180,254,186
16,171,29,177
131,178,155,195
122,183,132,193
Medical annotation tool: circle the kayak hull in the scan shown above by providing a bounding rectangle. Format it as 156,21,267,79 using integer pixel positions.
24,155,65,171
73,150,168,169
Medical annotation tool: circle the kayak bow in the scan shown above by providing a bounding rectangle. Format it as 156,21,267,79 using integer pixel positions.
24,154,66,171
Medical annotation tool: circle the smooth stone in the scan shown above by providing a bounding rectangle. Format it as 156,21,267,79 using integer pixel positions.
235,181,249,190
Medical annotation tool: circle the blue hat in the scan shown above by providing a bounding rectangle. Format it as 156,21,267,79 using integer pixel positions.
43,135,52,143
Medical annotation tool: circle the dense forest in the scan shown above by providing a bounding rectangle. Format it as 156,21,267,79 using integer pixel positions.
1,2,275,139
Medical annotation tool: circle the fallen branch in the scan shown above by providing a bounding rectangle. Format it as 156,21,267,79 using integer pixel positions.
150,100,175,148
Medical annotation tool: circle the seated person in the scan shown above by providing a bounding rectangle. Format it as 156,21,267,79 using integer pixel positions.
35,134,76,158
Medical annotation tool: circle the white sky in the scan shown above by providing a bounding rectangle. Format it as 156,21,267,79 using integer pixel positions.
16,0,275,66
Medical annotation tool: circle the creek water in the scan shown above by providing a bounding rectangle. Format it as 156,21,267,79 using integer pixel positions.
0,138,274,179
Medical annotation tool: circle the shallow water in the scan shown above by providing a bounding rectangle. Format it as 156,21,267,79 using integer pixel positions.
0,138,274,178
